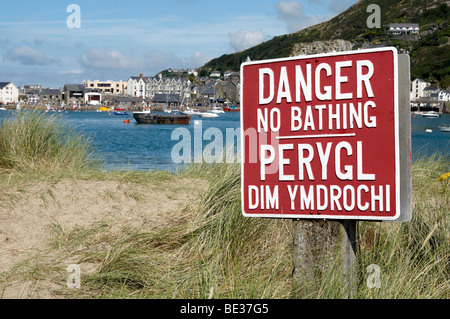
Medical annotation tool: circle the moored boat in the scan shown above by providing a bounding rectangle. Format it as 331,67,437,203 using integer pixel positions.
99,106,112,112
210,107,225,114
197,112,219,118
439,124,450,132
223,106,240,112
422,111,439,118
133,112,191,124
180,106,201,115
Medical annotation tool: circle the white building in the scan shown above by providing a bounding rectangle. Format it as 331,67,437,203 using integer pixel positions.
410,78,430,100
210,71,221,78
127,74,191,101
0,82,19,104
127,74,150,98
388,23,420,35
438,90,450,102
83,80,127,95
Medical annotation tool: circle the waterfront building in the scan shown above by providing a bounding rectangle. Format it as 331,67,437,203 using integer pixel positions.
83,80,127,95
410,78,430,100
39,88,62,103
0,82,19,104
127,74,148,98
63,84,86,104
127,74,191,102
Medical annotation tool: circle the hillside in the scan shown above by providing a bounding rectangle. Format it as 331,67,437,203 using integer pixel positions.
201,0,449,88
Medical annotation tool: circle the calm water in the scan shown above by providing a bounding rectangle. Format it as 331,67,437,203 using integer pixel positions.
410,113,449,161
0,111,448,171
63,111,242,171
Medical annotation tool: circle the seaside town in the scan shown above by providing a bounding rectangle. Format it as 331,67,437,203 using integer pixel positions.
0,68,242,112
1,70,449,114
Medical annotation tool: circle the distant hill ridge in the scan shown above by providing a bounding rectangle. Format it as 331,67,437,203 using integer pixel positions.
200,0,449,88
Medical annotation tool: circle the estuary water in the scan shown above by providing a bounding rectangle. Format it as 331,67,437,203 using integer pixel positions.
0,111,448,171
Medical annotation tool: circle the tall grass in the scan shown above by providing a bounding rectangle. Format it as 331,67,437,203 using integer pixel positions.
0,110,99,172
355,155,449,298
1,122,447,298
75,157,448,299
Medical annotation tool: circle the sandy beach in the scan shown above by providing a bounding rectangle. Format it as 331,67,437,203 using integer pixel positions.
0,176,208,298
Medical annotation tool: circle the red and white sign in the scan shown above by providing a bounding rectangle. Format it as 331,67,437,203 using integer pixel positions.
240,47,400,220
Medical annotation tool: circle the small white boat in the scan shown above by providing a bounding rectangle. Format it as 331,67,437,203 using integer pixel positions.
165,108,180,113
181,106,201,115
210,107,225,114
439,125,450,132
0,106,6,111
197,112,219,118
422,111,440,118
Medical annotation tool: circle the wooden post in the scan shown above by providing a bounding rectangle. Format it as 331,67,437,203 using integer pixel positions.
290,40,357,298
292,219,357,297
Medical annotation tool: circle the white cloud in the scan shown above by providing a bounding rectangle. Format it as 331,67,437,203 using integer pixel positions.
57,69,84,75
78,49,144,70
276,0,304,21
6,46,58,66
186,51,211,67
275,0,338,33
228,30,265,52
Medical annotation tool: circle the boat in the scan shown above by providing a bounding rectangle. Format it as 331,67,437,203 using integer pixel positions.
197,112,219,118
223,105,240,112
210,107,225,114
181,106,201,115
422,111,439,118
0,106,6,111
439,124,450,132
99,106,112,112
114,111,128,115
133,112,191,124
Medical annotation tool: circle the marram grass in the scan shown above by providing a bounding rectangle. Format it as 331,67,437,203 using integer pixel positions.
0,115,448,298
0,110,99,172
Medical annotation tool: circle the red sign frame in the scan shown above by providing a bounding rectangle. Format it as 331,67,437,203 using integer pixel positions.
240,47,400,221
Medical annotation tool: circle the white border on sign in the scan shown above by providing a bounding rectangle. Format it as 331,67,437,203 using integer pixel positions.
239,47,400,221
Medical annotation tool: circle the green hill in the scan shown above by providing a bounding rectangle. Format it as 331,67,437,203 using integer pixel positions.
201,0,449,88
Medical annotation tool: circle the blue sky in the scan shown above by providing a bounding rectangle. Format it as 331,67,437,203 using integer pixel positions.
0,0,357,88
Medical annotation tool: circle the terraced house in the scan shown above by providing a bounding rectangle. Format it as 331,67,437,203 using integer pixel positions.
127,74,191,102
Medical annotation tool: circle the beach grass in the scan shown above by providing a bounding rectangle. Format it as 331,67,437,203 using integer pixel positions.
67,158,448,299
0,110,99,173
0,112,448,298
3,158,444,299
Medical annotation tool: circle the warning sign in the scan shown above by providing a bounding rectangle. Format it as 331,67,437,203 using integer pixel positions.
240,47,403,221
